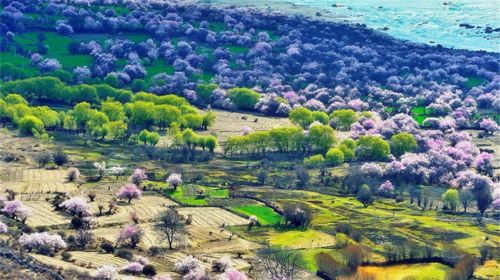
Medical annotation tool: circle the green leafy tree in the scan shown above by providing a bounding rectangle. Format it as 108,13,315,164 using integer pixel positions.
72,102,95,134
19,115,45,136
87,112,110,140
326,147,344,166
155,105,180,130
101,101,125,121
442,188,460,212
357,184,374,208
289,107,314,129
204,135,218,153
307,124,336,153
182,128,197,151
104,74,119,88
312,111,329,125
201,111,216,129
126,101,155,130
138,130,151,145
195,83,218,104
339,139,356,161
31,106,60,129
181,113,203,129
330,109,357,131
228,87,260,110
131,79,145,92
107,121,127,140
146,131,160,146
356,136,390,161
390,132,417,156
303,154,325,167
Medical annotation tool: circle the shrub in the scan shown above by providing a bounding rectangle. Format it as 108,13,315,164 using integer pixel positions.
100,241,115,253
303,154,325,167
345,245,363,270
62,251,72,262
52,149,69,168
115,249,134,261
212,255,232,272
121,262,144,275
95,265,118,280
117,224,144,247
148,246,162,256
142,264,157,277
221,269,248,280
60,197,91,217
67,167,81,181
0,221,7,234
18,232,66,253
315,252,348,279
174,255,203,275
35,152,52,168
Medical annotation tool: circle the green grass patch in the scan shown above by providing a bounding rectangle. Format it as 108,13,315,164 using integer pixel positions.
208,22,227,33
411,106,429,125
464,76,487,89
193,71,215,83
145,61,175,80
268,229,336,249
384,106,395,113
163,184,228,206
231,205,283,225
225,45,249,54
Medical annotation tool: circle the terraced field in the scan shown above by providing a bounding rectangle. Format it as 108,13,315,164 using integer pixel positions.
0,167,76,193
177,207,249,227
23,200,71,228
90,195,178,225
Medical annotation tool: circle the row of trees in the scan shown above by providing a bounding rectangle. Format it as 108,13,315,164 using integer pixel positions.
226,123,401,164
0,92,216,147
225,124,336,156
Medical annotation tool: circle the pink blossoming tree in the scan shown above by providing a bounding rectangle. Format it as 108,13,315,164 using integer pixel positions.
116,184,142,203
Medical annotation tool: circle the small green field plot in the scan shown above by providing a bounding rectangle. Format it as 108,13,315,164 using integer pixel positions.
122,33,150,43
207,197,259,207
165,184,229,206
225,45,249,54
0,52,39,76
300,248,344,271
464,76,488,89
411,106,429,125
193,71,215,83
256,29,280,41
208,22,228,33
358,262,451,280
384,106,395,113
145,60,175,79
231,205,284,225
268,229,336,249
15,31,93,69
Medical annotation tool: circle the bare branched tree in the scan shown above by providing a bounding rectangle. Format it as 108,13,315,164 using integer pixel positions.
257,247,305,280
156,207,187,249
